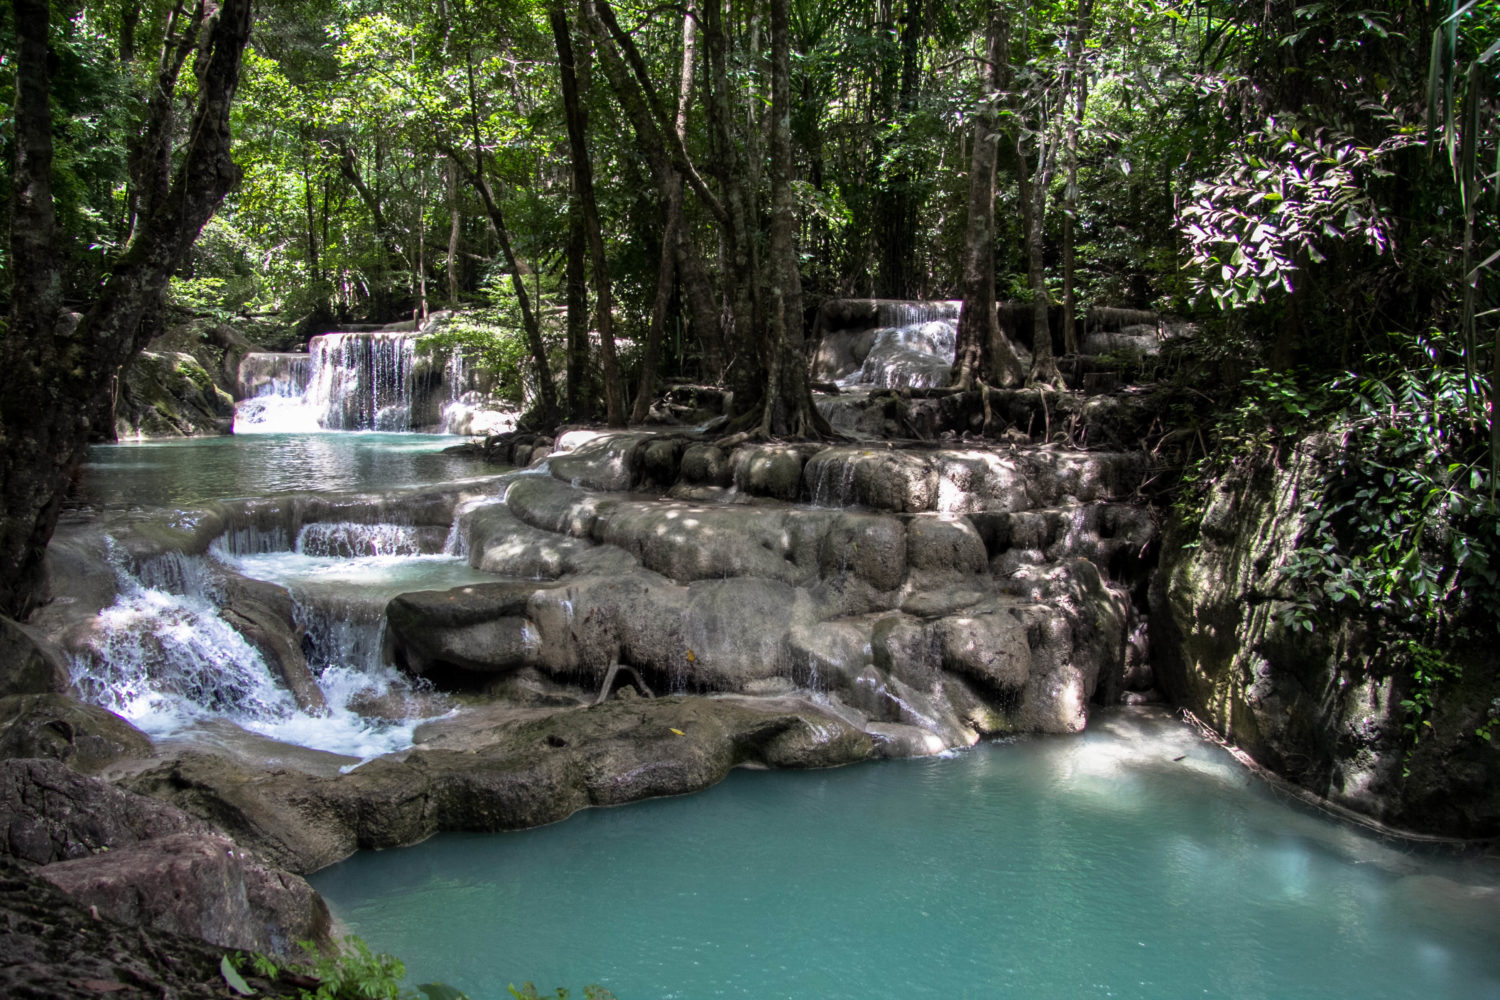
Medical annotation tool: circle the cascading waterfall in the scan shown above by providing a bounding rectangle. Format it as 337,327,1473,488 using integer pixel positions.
67,518,491,758
307,332,420,431
842,301,962,390
234,332,420,433
233,333,517,436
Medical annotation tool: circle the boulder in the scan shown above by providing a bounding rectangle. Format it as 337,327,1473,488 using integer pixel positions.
0,758,207,866
37,831,331,960
114,350,234,439
124,696,875,875
0,695,152,773
0,616,70,697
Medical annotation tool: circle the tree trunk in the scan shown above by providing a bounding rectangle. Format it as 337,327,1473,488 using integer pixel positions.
452,152,559,429
447,158,462,304
0,0,253,620
702,0,761,416
758,0,827,438
566,185,592,422
631,3,699,425
552,0,626,426
1018,90,1061,385
951,7,1025,390
1060,0,1093,356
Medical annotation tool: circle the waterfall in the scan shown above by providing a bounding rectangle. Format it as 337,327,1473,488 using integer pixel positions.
68,547,426,759
812,299,963,391
306,332,420,431
233,333,518,436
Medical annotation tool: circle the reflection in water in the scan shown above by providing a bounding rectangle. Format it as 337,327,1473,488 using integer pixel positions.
72,433,496,509
313,712,1500,1000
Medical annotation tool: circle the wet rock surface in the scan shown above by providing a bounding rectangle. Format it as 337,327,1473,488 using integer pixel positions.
124,694,874,874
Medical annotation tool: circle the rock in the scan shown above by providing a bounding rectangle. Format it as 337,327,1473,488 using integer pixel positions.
0,616,70,697
679,443,733,486
36,831,331,960
0,695,152,773
0,858,305,1000
731,445,815,501
935,603,1033,694
218,590,325,713
0,758,332,961
0,758,207,866
124,696,874,875
386,583,544,680
1153,448,1500,836
113,350,234,439
804,447,937,511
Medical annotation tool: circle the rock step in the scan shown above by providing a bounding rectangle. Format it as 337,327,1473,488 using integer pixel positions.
544,431,1154,513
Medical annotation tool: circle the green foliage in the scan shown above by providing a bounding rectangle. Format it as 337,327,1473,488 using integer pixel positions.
222,954,256,996
299,935,408,1000
507,984,617,1000
1180,119,1413,310
1205,331,1500,746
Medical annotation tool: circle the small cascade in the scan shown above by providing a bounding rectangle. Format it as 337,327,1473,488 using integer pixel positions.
233,352,320,434
812,299,963,392
68,547,427,758
237,352,313,399
307,332,420,431
875,300,961,328
294,521,427,559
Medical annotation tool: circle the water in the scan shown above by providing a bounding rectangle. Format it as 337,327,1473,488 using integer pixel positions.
312,711,1500,1000
71,433,491,509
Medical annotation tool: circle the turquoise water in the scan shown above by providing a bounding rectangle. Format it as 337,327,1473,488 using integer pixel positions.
73,433,494,508
312,711,1500,1000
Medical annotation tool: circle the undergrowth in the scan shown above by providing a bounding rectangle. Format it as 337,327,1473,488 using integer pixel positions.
225,937,616,1000
1182,330,1500,751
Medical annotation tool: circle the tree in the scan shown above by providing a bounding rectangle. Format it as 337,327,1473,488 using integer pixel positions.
1,0,254,619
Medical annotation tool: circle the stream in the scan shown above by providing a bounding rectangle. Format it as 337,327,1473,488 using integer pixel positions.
55,319,1500,999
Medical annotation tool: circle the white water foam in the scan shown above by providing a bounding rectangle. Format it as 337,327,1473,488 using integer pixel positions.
68,551,425,759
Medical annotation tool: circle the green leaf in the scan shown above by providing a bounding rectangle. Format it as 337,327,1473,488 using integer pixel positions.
221,956,255,997
420,985,473,1000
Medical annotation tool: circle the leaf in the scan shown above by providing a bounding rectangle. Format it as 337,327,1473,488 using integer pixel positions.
221,956,255,997
419,984,473,1000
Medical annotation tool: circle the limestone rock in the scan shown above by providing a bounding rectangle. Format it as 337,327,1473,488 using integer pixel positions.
114,350,234,440
124,696,874,875
0,758,207,866
0,616,70,697
0,695,152,773
36,831,331,960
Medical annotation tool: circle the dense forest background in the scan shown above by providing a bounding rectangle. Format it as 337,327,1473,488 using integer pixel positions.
1,0,1498,679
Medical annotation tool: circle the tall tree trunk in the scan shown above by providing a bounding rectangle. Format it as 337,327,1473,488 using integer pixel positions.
758,0,827,438
552,0,626,426
631,3,699,425
874,0,925,299
1060,0,1093,356
0,0,253,620
565,184,592,421
451,151,558,429
952,6,1024,390
702,0,761,416
447,158,462,304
